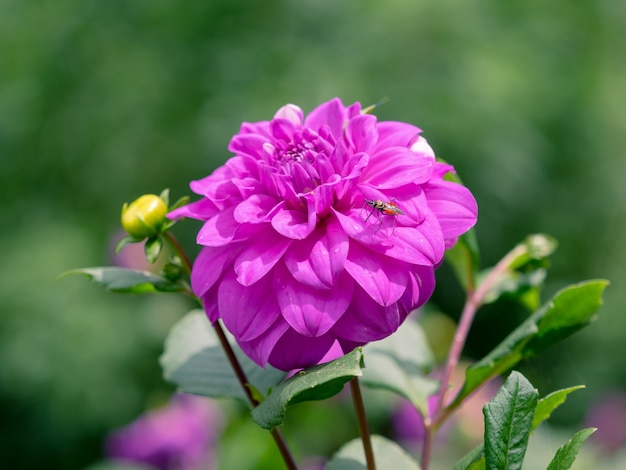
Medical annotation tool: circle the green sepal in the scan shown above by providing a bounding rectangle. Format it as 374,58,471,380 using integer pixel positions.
160,195,190,232
114,235,144,254
158,188,170,207
251,348,364,430
144,236,163,264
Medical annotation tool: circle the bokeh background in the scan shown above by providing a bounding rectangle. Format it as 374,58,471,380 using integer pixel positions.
2,0,626,468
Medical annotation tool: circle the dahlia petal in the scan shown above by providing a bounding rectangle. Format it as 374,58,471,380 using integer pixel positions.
167,198,218,221
234,194,280,224
304,98,346,140
329,136,351,174
271,205,315,240
357,184,429,225
410,136,436,160
200,287,220,322
382,213,445,265
234,230,292,286
231,177,263,200
218,272,281,342
191,245,243,297
424,180,478,240
238,120,272,138
361,147,434,188
331,285,401,343
267,328,337,371
344,242,408,306
197,206,239,247
283,219,348,289
399,265,436,313
275,266,353,337
274,104,303,125
228,133,270,159
271,118,297,142
373,121,422,151
345,114,378,153
332,207,400,249
238,316,291,367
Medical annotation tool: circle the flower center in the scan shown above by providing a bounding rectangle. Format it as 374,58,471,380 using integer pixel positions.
274,129,328,194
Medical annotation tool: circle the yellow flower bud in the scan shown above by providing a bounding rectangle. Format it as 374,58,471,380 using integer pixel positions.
121,194,167,239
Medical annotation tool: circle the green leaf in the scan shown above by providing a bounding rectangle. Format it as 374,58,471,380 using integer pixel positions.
449,280,607,409
483,371,538,470
251,348,364,430
452,385,585,470
445,229,481,292
546,427,596,470
160,311,286,402
326,435,422,470
144,236,163,263
532,385,585,430
60,267,189,293
360,320,438,416
452,445,485,470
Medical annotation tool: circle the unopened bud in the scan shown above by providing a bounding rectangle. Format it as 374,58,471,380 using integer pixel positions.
121,194,167,239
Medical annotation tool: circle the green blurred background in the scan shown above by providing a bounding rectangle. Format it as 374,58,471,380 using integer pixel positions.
2,0,625,468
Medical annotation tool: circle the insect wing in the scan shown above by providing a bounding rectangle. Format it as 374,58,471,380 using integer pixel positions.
382,201,404,215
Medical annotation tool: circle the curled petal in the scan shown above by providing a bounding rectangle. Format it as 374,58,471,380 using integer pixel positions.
271,118,297,142
331,285,401,343
234,194,280,224
238,317,291,367
361,147,434,188
197,207,239,247
218,272,281,342
234,230,292,286
410,136,436,160
304,98,346,140
274,104,303,125
228,134,270,159
423,179,478,240
200,286,220,322
275,266,353,337
167,198,218,221
345,114,378,153
373,121,422,151
271,202,315,240
191,245,243,297
344,242,408,306
382,212,445,265
399,265,436,313
267,328,337,371
284,218,348,290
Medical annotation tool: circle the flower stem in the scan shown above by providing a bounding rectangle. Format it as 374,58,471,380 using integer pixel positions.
350,377,376,470
421,244,526,470
213,319,298,470
163,231,193,276
161,233,298,469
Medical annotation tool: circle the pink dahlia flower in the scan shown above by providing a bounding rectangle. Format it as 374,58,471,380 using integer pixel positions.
169,98,477,371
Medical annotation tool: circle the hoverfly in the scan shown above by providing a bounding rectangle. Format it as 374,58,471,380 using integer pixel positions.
363,198,405,229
